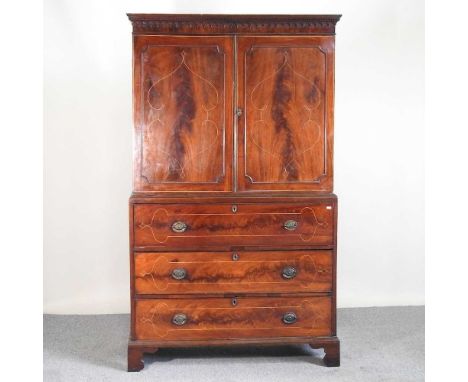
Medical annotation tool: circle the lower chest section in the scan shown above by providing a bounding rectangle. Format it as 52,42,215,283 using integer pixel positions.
130,197,337,342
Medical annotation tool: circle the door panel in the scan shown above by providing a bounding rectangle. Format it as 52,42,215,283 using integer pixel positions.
237,36,334,191
133,36,233,191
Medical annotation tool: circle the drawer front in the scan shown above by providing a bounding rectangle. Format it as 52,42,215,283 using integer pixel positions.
133,203,334,248
134,250,332,294
135,296,332,340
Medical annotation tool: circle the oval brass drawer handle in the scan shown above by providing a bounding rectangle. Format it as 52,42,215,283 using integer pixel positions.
172,313,188,326
171,221,188,233
282,266,297,279
283,219,298,231
283,312,297,325
171,268,187,280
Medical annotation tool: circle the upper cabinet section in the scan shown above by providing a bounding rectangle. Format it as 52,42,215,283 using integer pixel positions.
132,36,233,192
128,15,340,193
237,36,335,192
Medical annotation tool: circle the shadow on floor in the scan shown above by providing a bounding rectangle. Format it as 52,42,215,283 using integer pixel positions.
145,345,326,369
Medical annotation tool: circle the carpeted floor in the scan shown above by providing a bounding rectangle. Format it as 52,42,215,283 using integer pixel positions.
44,306,424,381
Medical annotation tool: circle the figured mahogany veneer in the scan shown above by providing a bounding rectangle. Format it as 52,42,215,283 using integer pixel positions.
135,296,332,341
134,250,333,294
133,203,334,248
127,14,341,372
132,35,233,192
237,36,335,192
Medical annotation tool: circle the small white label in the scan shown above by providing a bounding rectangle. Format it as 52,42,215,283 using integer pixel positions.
326,206,332,210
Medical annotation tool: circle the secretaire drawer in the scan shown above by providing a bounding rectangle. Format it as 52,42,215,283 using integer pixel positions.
135,296,332,341
134,250,333,294
133,203,334,248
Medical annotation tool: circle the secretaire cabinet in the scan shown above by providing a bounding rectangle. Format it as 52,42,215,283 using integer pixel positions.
127,14,341,372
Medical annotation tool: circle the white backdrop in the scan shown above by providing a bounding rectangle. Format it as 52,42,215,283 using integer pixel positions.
44,0,424,314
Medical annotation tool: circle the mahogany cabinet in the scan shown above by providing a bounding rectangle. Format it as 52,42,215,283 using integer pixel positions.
127,14,341,372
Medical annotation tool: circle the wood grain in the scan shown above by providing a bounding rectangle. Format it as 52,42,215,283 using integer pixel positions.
237,36,335,192
133,35,233,191
133,203,334,248
127,14,341,371
134,250,332,294
135,296,332,340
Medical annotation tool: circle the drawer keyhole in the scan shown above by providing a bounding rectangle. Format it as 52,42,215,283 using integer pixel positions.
232,253,239,261
232,205,237,213
232,298,238,306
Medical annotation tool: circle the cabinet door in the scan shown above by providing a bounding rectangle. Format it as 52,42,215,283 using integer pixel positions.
133,36,233,191
237,36,335,192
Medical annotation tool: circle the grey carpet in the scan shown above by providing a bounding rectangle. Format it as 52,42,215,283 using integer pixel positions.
44,306,424,382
